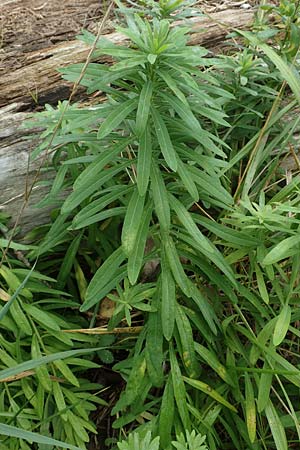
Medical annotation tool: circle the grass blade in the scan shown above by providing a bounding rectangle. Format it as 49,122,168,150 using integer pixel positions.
0,347,105,381
0,423,81,450
265,400,288,450
0,261,37,321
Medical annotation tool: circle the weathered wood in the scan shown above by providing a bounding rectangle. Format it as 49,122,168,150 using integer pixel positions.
0,103,53,235
0,9,254,107
0,6,254,234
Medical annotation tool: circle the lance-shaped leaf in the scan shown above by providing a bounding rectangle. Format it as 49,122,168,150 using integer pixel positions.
97,98,137,139
0,424,81,450
136,80,153,136
128,202,152,285
244,373,256,443
273,304,291,346
137,126,152,196
121,189,146,256
150,162,170,232
161,247,176,341
263,235,300,266
265,400,288,450
183,376,237,412
81,246,126,311
151,106,177,171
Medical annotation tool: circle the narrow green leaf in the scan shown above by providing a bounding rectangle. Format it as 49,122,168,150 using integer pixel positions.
273,304,291,346
157,69,188,105
53,359,80,387
137,126,152,196
121,189,145,256
145,311,164,387
127,203,152,285
62,161,130,215
73,185,132,227
0,239,37,251
57,232,83,287
24,304,60,331
150,162,170,232
81,246,126,311
237,30,300,106
123,353,147,406
169,194,212,255
177,159,199,202
8,300,32,336
72,206,126,230
159,374,174,448
244,373,256,443
0,423,81,450
189,165,233,207
161,92,201,132
176,304,200,378
136,81,153,136
255,263,269,304
189,284,218,335
164,236,191,297
74,138,131,191
0,347,105,381
169,344,190,430
111,55,148,71
161,249,176,341
263,235,300,265
53,381,68,421
257,362,273,413
265,400,288,450
151,107,177,171
97,98,137,139
0,262,36,321
31,335,52,392
183,376,237,412
195,343,233,386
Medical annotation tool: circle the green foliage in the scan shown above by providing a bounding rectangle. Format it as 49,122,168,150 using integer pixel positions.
117,431,160,450
172,430,208,450
117,429,208,450
4,1,300,449
0,243,109,449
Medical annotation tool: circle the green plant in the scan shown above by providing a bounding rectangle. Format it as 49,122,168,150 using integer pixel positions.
172,430,208,450
114,0,202,20
117,431,160,450
117,429,208,450
0,238,110,450
254,0,300,59
8,0,300,449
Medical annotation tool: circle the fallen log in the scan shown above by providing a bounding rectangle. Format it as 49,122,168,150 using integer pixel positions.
0,8,254,107
0,103,52,235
